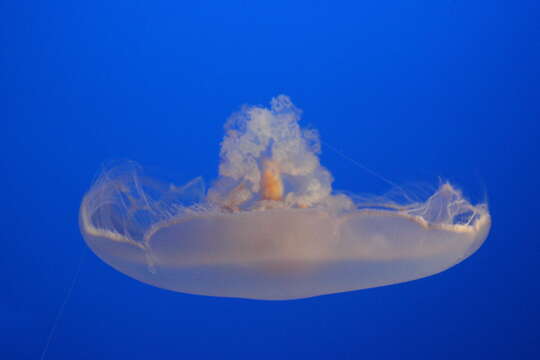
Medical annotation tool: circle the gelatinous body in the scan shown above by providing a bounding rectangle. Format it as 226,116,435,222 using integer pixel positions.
80,96,490,300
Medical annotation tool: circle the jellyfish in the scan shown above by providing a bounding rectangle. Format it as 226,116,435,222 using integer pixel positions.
79,95,490,300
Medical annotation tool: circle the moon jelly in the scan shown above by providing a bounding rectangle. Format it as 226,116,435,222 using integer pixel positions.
79,95,491,300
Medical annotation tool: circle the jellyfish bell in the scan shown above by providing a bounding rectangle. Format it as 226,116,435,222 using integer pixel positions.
79,96,491,300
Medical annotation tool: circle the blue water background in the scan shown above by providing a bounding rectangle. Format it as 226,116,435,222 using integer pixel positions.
2,1,539,359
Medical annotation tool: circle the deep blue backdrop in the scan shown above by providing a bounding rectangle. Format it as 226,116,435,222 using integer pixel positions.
2,1,539,359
